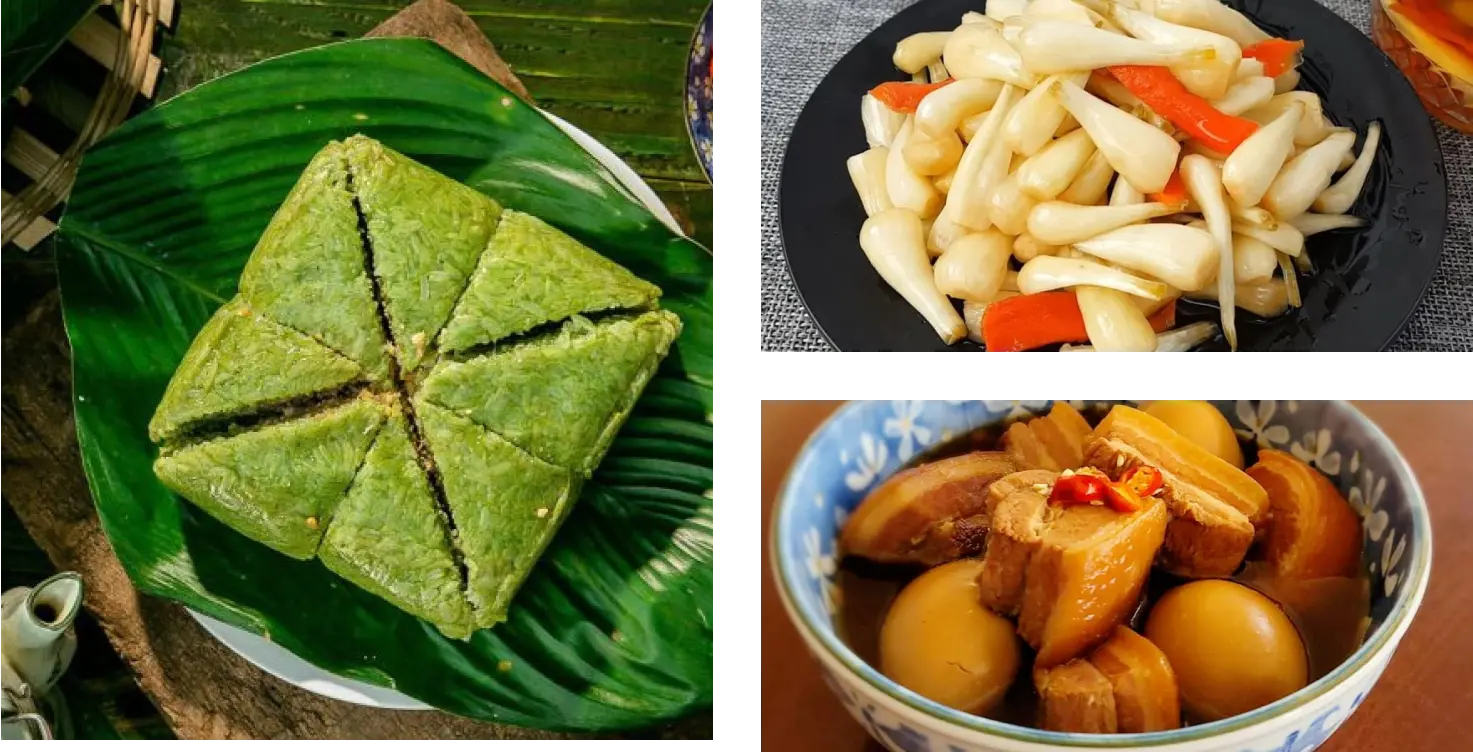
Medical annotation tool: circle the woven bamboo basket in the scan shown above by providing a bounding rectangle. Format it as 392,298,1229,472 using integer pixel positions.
3,0,174,250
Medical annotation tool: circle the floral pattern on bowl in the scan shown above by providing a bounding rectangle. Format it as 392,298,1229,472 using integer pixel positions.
772,401,1432,751
685,4,713,182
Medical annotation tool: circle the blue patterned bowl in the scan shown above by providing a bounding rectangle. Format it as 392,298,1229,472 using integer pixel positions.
771,401,1432,751
685,4,713,182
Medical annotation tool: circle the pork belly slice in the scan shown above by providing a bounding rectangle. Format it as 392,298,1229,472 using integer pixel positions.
841,451,1022,566
980,469,1169,668
1085,437,1256,578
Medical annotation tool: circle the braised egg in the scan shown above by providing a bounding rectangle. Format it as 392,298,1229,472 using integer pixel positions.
879,559,1021,714
1145,580,1308,722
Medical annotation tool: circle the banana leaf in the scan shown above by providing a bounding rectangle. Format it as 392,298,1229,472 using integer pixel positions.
55,38,713,732
2,0,99,98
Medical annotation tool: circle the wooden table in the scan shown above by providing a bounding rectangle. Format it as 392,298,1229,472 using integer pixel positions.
761,401,1473,751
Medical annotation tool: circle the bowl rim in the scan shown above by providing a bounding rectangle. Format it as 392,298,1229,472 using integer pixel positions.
771,400,1434,748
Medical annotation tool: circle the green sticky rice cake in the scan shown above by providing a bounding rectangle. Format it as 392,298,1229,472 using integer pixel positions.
419,310,681,473
148,135,683,638
154,398,386,560
437,211,662,353
148,297,363,444
344,135,502,373
415,402,574,629
319,413,474,638
237,142,390,381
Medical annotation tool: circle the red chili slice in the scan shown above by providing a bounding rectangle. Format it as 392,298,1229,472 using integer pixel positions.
1102,466,1165,513
1049,473,1108,506
1102,483,1144,513
1122,466,1165,498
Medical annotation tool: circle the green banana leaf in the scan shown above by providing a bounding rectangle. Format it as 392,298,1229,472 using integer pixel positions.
55,38,713,732
2,0,99,98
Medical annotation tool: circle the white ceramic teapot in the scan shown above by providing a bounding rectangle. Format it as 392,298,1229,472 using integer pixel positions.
1,572,84,740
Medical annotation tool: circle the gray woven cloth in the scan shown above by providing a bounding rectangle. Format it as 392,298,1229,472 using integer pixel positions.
760,0,1473,351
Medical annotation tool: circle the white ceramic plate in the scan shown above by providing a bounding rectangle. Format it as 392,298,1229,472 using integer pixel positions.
187,112,682,711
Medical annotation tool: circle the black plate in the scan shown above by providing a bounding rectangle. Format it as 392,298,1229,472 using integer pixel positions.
778,0,1447,351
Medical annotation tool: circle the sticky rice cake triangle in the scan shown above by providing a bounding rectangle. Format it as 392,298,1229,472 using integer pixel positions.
436,211,662,354
237,141,390,381
148,297,363,443
154,398,387,560
319,412,474,638
415,401,574,629
418,310,681,473
343,135,502,373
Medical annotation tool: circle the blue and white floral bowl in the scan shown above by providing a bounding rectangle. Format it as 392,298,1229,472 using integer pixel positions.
685,4,713,182
771,401,1432,752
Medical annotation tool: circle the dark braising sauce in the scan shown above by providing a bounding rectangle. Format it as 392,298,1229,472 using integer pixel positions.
835,407,1371,728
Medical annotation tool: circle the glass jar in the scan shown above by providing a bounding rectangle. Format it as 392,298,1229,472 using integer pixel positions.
1372,0,1473,132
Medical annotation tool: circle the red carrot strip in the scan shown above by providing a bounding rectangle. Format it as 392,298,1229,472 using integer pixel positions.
982,293,1177,352
1147,300,1177,332
982,291,1088,352
1242,39,1305,78
1107,66,1259,154
869,79,953,113
1148,163,1189,206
